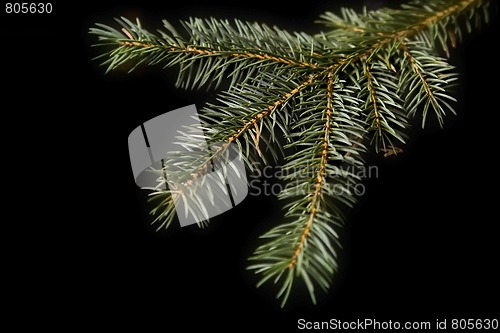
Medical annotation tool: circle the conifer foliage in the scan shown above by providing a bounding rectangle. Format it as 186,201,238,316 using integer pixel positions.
90,0,492,306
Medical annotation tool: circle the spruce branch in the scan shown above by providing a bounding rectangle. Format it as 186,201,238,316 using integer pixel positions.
399,41,458,127
90,0,492,306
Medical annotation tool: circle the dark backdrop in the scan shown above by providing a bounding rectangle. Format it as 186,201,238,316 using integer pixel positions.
2,0,498,330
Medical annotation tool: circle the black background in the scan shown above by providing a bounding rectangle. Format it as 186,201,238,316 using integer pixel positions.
2,0,499,330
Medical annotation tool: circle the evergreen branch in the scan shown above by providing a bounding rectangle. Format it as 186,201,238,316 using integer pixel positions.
248,76,366,306
224,76,314,144
202,73,315,168
363,62,383,140
359,60,408,152
288,72,336,271
90,0,493,307
321,0,487,71
148,75,314,229
90,17,320,88
399,41,458,126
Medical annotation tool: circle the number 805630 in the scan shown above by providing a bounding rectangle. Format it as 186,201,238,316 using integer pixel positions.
5,3,52,14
